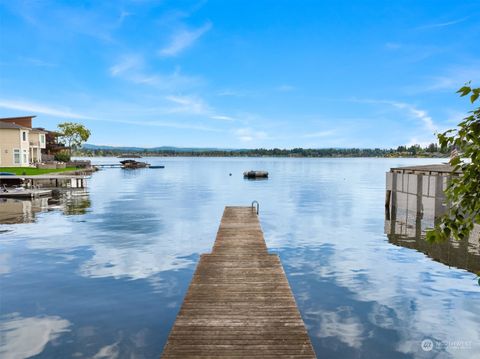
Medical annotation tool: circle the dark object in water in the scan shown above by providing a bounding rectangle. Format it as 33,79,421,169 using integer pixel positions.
149,166,165,169
243,171,269,179
120,160,150,169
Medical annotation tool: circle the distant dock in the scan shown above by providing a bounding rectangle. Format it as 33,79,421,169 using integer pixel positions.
93,163,122,168
161,206,316,359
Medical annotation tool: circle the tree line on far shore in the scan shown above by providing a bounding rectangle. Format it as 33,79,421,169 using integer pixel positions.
76,143,449,158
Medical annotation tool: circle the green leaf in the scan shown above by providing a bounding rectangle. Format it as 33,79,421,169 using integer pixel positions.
457,86,471,96
471,92,479,103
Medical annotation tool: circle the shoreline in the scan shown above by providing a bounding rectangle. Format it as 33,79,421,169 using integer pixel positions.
75,154,450,159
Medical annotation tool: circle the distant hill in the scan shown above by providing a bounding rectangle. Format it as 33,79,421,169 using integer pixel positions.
82,144,245,153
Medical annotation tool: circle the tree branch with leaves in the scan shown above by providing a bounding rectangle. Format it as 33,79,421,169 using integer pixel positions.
427,84,480,242
57,122,91,155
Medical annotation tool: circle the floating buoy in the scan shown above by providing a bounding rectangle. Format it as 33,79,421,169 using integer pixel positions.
243,171,268,179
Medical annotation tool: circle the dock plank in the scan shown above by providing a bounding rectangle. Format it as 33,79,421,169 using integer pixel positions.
161,206,316,359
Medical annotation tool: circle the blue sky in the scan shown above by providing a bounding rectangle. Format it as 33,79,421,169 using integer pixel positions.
0,0,479,148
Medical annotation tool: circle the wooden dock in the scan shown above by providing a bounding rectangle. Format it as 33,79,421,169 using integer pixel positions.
161,206,316,359
0,174,89,188
93,163,122,168
390,164,459,175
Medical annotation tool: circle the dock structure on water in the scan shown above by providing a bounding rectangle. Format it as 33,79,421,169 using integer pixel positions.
0,174,89,188
389,164,460,175
161,206,316,359
385,163,459,210
93,163,122,168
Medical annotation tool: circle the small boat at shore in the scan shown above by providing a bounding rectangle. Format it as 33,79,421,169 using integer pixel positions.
149,165,165,169
243,171,269,179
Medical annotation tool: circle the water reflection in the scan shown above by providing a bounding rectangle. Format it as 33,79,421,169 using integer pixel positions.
0,313,71,359
385,170,480,274
0,190,91,224
0,198,50,224
1,158,479,358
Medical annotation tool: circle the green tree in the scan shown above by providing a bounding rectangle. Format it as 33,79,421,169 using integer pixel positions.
57,122,91,154
427,143,438,153
427,84,480,242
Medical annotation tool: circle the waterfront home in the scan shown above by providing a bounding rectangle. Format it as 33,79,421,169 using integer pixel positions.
0,116,47,167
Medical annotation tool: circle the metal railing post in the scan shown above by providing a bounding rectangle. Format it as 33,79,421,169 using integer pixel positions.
251,200,259,214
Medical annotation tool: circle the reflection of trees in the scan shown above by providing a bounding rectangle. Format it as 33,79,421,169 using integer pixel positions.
64,196,91,215
0,191,92,224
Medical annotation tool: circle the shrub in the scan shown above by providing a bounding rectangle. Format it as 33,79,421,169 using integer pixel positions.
54,152,71,162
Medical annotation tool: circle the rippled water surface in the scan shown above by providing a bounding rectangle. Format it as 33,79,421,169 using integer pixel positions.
1,157,479,359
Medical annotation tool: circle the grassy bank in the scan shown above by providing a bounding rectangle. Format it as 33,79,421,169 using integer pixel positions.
0,167,78,175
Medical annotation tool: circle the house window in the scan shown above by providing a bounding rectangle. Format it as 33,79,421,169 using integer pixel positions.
40,134,45,144
22,131,27,141
14,149,20,164
23,150,28,164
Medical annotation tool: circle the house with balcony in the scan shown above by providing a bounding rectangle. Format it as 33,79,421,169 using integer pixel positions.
0,116,47,167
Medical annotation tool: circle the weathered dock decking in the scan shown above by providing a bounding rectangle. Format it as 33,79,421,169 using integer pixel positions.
161,206,316,359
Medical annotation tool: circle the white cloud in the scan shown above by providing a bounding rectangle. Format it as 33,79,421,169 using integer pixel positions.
164,95,235,122
217,90,243,97
210,115,234,121
314,308,365,348
234,128,268,142
165,95,211,115
0,253,10,275
0,96,223,132
0,313,71,359
416,16,470,30
405,65,480,94
303,130,336,138
127,119,223,132
109,55,141,77
159,22,212,57
351,98,438,133
20,57,57,67
390,102,437,133
92,341,119,359
349,98,440,146
109,56,202,90
0,99,93,120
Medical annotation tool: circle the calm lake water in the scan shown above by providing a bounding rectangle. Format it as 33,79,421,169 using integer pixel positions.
1,157,479,359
